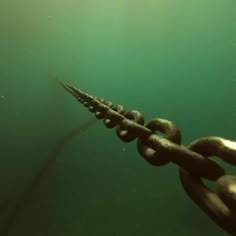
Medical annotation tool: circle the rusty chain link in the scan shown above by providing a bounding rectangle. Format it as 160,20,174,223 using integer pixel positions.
59,81,236,235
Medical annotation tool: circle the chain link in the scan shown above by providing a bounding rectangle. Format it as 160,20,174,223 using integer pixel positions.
59,81,236,235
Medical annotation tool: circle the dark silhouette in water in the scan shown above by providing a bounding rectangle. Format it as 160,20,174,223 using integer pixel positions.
0,116,97,235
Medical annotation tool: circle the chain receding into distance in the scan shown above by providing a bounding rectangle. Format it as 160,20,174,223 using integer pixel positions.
59,81,236,235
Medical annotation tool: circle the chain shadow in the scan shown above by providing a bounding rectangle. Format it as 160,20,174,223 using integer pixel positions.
0,116,97,235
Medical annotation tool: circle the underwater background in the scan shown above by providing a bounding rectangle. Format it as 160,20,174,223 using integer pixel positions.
0,0,236,235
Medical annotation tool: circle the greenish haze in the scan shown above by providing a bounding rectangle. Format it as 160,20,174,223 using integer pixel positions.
0,0,235,235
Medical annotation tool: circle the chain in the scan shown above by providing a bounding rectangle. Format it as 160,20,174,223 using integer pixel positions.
59,81,236,235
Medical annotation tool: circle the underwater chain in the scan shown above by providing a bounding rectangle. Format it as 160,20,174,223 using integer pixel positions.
59,81,236,235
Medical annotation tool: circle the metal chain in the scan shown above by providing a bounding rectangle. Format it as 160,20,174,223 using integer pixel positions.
59,81,236,235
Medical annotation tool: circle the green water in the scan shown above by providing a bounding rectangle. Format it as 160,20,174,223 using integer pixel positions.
0,0,236,235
